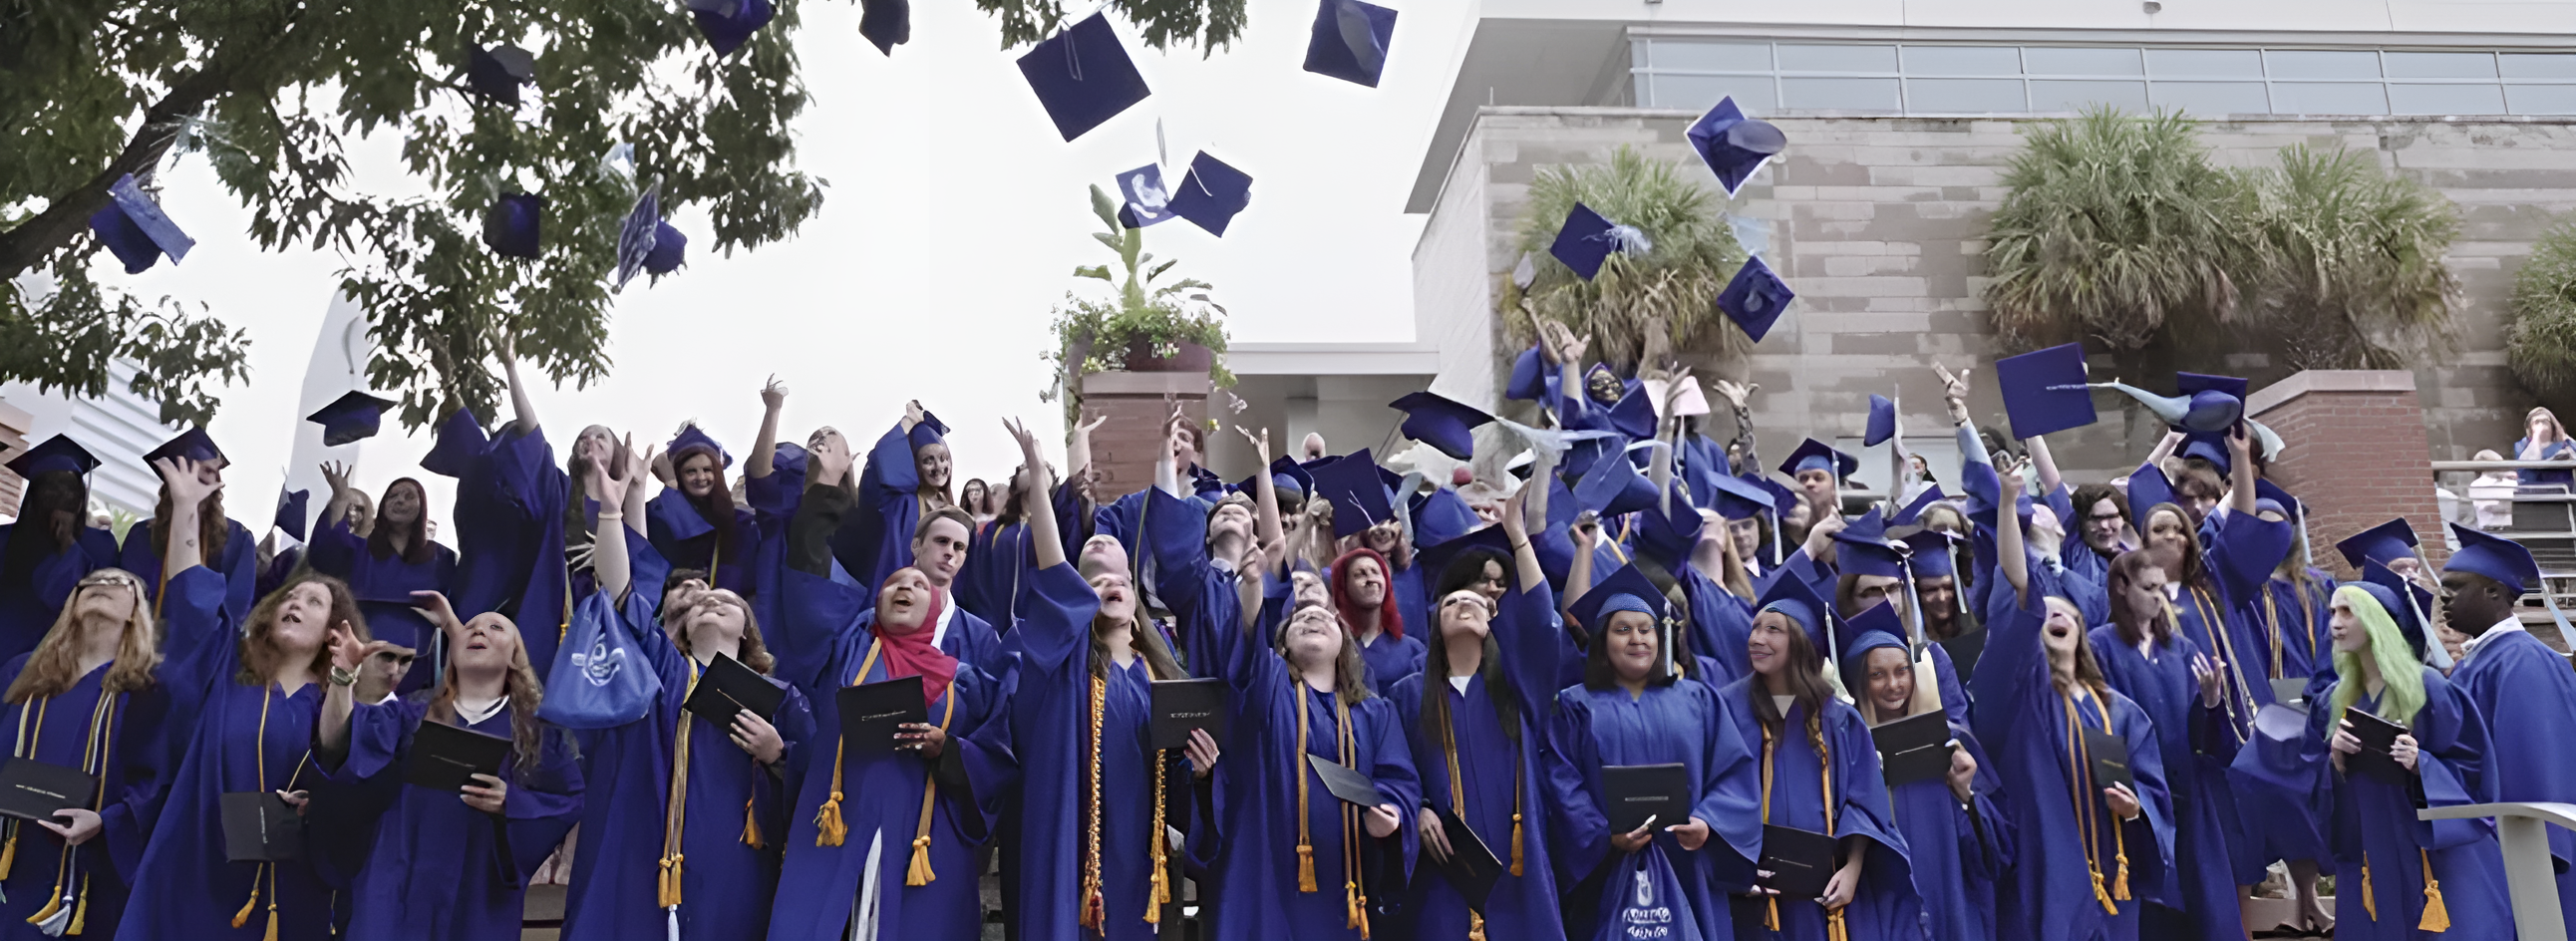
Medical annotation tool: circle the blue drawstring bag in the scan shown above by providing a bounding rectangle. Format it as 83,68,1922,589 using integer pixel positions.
538,589,664,729
1594,845,1703,941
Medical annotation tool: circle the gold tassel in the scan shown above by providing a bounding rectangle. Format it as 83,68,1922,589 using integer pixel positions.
741,796,764,849
1508,814,1524,878
1345,879,1362,930
813,785,846,846
67,875,86,936
656,853,683,908
263,905,278,941
2090,864,2116,915
230,875,259,929
2419,848,2450,932
1827,908,1849,941
0,828,18,880
2112,848,2130,901
1766,897,1780,931
1467,911,1485,941
26,890,60,926
2362,855,2378,921
905,835,936,887
1079,889,1106,931
1297,843,1317,892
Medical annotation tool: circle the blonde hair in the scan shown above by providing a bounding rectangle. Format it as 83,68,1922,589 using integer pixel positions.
6,569,160,703
425,613,549,775
676,589,775,675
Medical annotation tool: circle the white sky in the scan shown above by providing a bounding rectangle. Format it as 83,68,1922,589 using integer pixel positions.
95,0,1475,533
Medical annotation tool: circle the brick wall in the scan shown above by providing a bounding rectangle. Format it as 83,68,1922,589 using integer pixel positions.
1080,371,1209,500
2246,371,2448,578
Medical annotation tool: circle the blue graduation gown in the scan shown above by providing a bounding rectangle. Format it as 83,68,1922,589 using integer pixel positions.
1007,561,1211,941
2239,572,2336,867
1677,565,1754,686
1545,678,1761,941
117,515,255,626
1968,596,2174,941
0,525,119,664
1359,630,1426,698
116,566,350,941
2451,626,2576,930
1388,580,1570,941
0,656,169,941
1881,720,2011,941
2235,668,2515,940
839,422,928,592
1392,562,1431,662
559,590,813,941
304,518,458,694
1714,685,1921,941
646,487,764,598
765,564,1009,940
957,519,1034,633
2087,625,2246,940
448,426,571,673
2177,510,2296,883
338,698,585,940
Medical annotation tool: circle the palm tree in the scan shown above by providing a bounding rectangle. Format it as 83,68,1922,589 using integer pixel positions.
2241,145,2460,370
1501,146,1749,372
2509,218,2576,408
1982,109,2258,353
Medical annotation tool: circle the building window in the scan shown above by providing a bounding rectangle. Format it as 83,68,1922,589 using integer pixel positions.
1632,39,2576,118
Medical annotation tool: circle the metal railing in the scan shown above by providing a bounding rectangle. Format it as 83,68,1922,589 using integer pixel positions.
2420,802,2576,941
2434,460,2576,637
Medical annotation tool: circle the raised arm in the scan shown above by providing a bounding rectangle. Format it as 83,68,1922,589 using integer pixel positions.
1066,410,1105,490
747,377,787,479
1714,379,1759,471
317,462,358,535
590,439,638,603
2144,429,2183,468
497,332,538,436
1237,426,1287,570
1012,419,1067,571
2028,433,2064,495
1563,516,1599,622
1504,486,1547,595
157,457,217,577
1996,463,2031,600
2226,425,2257,517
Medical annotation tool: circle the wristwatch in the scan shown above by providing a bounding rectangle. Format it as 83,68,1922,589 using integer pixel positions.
329,666,357,688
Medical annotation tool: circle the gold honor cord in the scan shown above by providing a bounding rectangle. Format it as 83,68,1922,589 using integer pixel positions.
230,688,311,941
2061,690,2130,915
1438,686,1522,941
660,662,697,915
1078,676,1106,930
2171,587,2254,744
1336,692,1369,940
1759,720,1850,941
27,693,117,935
810,642,954,890
1,697,50,879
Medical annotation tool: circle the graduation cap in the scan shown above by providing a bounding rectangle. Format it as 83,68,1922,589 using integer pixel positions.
305,391,396,448
1703,469,1773,521
1165,153,1252,237
1604,382,1658,442
1310,450,1393,539
1234,456,1314,500
1777,439,1856,479
1017,13,1150,143
2252,478,2299,519
143,427,225,470
1420,525,1515,593
5,437,100,479
1863,395,1896,447
1302,0,1397,88
1717,255,1793,342
613,184,662,290
645,220,687,277
1833,601,1905,666
1994,343,2097,440
1902,528,1960,578
1685,97,1784,197
1891,485,1946,526
1409,487,1480,549
908,410,949,450
1389,392,1491,462
858,0,909,56
2178,435,2231,473
87,173,194,274
1503,344,1547,402
1754,474,1801,518
274,488,310,543
1831,509,1906,579
687,0,776,56
1115,163,1175,228
1754,568,1831,653
419,408,490,478
483,193,542,259
670,425,733,469
2335,518,2419,571
1567,563,1668,634
2355,561,2436,662
1547,203,1647,281
467,43,537,107
1571,441,1657,518
2445,522,2538,593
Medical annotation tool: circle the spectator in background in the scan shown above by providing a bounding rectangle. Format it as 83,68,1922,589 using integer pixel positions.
2469,449,2518,530
2516,406,2574,490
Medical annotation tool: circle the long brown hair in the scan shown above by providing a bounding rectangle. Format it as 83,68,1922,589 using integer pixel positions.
238,572,370,686
1276,601,1371,706
2044,595,2116,698
675,589,775,675
2106,548,2176,648
424,613,549,775
366,477,434,566
1746,610,1837,772
2141,502,2211,594
7,569,159,703
151,483,228,568
1090,599,1187,683
672,446,738,564
1419,589,1522,752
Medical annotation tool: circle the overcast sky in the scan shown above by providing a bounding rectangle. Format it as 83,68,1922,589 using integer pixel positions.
90,0,1475,533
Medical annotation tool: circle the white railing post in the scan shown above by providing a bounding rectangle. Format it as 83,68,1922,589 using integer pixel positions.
2421,801,2576,941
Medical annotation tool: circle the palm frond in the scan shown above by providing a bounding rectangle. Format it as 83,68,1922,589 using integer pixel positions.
1499,147,1750,371
2240,144,2460,369
2510,218,2576,405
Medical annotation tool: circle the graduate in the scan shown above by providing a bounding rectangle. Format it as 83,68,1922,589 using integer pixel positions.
842,400,956,590
1386,486,1568,941
1970,461,2172,941
0,566,168,941
1546,562,1760,941
1841,609,2010,941
1155,454,1420,941
0,438,120,663
765,433,1008,941
558,449,812,941
2239,486,2337,933
2082,546,2245,941
648,423,764,598
2439,521,2576,930
1004,419,1221,940
115,427,257,625
433,339,608,673
308,466,457,695
1829,515,1969,729
2235,566,2514,940
117,454,379,941
1333,546,1423,697
334,586,584,940
1719,574,1921,941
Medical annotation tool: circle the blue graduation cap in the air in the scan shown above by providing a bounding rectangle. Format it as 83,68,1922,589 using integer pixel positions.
306,391,397,448
88,173,194,274
1310,450,1393,539
1703,471,1773,521
1302,0,1397,88
2446,522,2539,592
2335,518,2419,571
858,0,910,56
1994,343,2097,440
1165,153,1252,237
5,437,100,479
1685,97,1785,197
274,488,311,543
483,193,542,259
1504,344,1548,402
687,0,776,56
614,184,662,290
420,408,490,478
1547,203,1641,282
1863,395,1896,447
467,43,537,107
670,425,734,469
1115,163,1175,229
1778,439,1856,479
1717,255,1792,342
645,221,686,277
1017,13,1151,143
1389,392,1491,462
143,427,225,470
1572,439,1659,519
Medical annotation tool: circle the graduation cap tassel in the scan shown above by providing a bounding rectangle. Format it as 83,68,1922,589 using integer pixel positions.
230,872,260,929
813,739,848,846
0,824,18,881
64,874,84,937
1509,813,1524,878
903,691,957,887
2361,856,2377,921
2418,847,2450,931
740,795,763,849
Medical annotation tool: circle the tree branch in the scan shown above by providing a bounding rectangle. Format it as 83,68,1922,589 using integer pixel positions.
0,62,237,279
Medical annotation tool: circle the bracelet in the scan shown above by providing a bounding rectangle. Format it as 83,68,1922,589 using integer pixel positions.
329,666,356,687
1510,540,1531,552
596,510,624,521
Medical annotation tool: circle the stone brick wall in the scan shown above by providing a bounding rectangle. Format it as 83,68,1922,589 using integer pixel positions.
2246,371,2449,577
1079,371,1209,500
1416,108,2576,480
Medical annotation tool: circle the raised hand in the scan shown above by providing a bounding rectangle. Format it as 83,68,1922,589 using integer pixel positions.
327,622,369,672
155,456,222,506
903,399,927,429
1076,411,1109,436
1712,379,1757,409
1235,425,1272,465
410,590,464,633
1934,364,1974,426
761,375,789,413
319,461,353,496
2190,653,2225,708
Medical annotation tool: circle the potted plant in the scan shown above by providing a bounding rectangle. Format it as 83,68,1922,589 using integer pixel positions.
1044,184,1233,421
